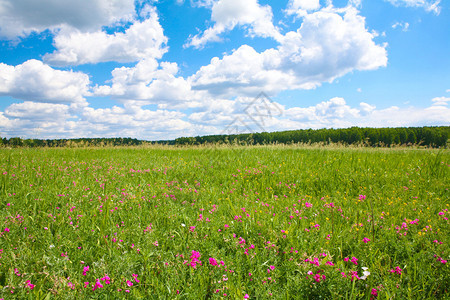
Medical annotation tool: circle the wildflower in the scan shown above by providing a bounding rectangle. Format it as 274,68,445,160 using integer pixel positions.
244,294,250,299
371,288,378,297
102,275,111,284
360,267,370,280
25,280,35,290
132,274,140,283
351,257,358,265
4,228,9,232
84,282,89,288
126,280,133,287
92,279,103,291
437,257,447,264
362,237,370,243
189,226,195,232
390,266,402,275
305,202,312,208
350,271,360,281
83,266,89,276
209,257,218,266
190,250,202,269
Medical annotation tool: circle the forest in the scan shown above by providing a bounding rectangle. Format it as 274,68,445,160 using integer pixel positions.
1,126,448,148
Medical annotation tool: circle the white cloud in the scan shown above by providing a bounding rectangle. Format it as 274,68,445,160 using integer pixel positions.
190,0,215,8
1,95,448,140
0,59,90,105
431,96,450,107
285,97,359,124
285,0,321,17
392,21,410,31
94,58,196,107
44,7,167,66
280,97,449,130
190,6,387,97
4,101,71,121
0,100,191,140
0,102,79,138
359,102,376,114
385,0,441,14
185,0,282,49
0,0,135,39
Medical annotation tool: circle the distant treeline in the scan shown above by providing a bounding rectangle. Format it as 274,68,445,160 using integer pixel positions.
0,137,145,148
0,126,448,148
174,126,449,148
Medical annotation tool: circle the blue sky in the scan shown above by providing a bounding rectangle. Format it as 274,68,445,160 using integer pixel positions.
0,0,449,140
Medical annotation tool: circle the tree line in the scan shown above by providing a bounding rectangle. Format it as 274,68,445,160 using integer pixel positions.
0,126,448,148
0,137,144,148
174,126,449,147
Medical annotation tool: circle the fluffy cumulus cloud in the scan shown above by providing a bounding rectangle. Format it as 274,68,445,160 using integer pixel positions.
4,101,70,121
0,59,90,105
0,102,78,138
94,58,196,107
44,6,167,66
277,97,450,130
286,0,321,17
190,6,387,97
0,100,191,140
185,0,282,49
385,0,441,14
0,0,135,39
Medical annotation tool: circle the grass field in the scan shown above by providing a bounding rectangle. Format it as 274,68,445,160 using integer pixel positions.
0,146,448,299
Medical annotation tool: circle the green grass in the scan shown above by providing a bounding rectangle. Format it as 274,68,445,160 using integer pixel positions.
0,146,448,299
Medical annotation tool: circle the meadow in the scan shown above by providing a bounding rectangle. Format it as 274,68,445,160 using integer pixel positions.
0,146,448,299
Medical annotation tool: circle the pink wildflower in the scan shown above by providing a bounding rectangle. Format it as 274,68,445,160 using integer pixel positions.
390,266,402,275
83,266,89,276
92,279,103,291
371,288,378,297
209,257,218,266
363,237,371,243
25,280,35,290
101,275,111,284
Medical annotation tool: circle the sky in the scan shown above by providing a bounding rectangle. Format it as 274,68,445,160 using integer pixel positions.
0,0,449,140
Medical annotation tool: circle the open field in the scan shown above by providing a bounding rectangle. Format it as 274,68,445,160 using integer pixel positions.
0,146,448,299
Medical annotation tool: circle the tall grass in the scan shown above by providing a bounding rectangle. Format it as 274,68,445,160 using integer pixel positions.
0,146,448,299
